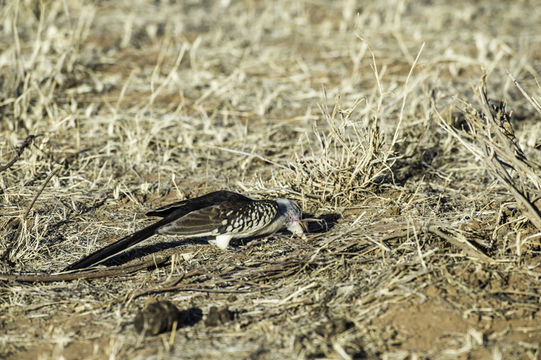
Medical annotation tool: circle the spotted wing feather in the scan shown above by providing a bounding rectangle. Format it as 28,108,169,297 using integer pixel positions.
157,200,279,238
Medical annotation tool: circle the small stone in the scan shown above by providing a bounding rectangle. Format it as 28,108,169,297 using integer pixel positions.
205,306,233,327
134,300,180,335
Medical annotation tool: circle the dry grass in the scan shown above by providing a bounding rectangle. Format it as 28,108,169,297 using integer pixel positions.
1,0,541,359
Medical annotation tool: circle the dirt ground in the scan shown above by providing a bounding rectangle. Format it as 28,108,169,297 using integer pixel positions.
1,0,541,359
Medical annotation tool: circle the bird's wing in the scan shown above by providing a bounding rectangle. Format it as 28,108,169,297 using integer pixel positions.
157,200,279,237
146,190,252,218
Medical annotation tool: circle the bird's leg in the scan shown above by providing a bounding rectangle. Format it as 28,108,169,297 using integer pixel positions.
209,234,233,250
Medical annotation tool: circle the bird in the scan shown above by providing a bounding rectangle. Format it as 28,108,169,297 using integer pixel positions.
64,190,306,271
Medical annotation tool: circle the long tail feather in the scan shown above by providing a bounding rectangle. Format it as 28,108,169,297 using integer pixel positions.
63,218,170,271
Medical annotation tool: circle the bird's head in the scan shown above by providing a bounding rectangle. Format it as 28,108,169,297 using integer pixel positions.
276,198,307,238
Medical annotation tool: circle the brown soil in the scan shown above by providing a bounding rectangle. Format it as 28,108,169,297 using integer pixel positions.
1,0,541,359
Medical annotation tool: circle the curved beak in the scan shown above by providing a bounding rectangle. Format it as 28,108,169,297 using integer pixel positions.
287,219,307,240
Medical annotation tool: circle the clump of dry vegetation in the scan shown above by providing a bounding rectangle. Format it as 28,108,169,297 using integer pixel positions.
1,0,541,359
441,77,541,259
285,97,389,206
